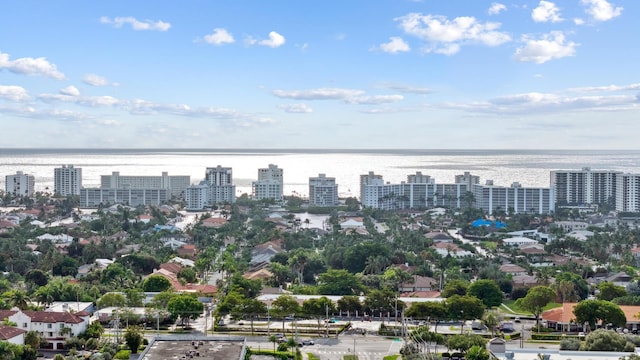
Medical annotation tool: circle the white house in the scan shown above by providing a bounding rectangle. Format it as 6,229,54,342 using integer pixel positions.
0,326,26,345
502,236,538,247
0,309,89,350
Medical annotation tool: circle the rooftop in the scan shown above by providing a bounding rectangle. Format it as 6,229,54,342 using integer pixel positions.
138,336,246,360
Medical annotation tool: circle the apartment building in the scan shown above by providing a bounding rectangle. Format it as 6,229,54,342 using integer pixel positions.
54,165,82,196
309,173,338,207
616,173,640,212
252,164,283,201
100,171,190,198
185,166,236,210
5,171,35,197
472,181,555,215
79,188,170,208
551,167,620,205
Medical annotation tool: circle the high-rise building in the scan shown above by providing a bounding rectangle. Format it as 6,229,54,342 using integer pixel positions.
100,171,190,198
472,180,555,215
309,174,338,207
80,188,170,208
551,167,620,206
5,171,35,197
407,171,434,184
455,171,480,188
360,171,384,203
205,166,234,186
616,174,640,212
252,164,283,200
54,165,82,196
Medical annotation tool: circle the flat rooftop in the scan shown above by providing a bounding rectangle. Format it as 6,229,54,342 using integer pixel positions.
139,336,246,360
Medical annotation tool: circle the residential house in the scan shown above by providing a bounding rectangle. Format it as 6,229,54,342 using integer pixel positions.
432,242,473,258
399,276,437,293
502,236,538,247
0,326,26,345
0,309,89,350
201,217,228,228
425,231,453,243
499,264,527,276
543,303,640,332
177,244,197,259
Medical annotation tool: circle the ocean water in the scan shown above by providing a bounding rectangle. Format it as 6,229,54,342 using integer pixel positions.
1,149,640,198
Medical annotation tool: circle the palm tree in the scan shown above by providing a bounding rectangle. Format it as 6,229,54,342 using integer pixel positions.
7,290,30,310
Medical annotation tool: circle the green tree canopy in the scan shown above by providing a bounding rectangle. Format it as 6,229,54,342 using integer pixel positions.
337,295,362,314
582,328,633,351
405,301,447,321
573,299,627,330
467,279,503,308
167,294,204,328
446,295,485,322
515,286,556,330
441,280,469,298
317,269,363,295
142,275,173,292
97,292,126,308
597,282,627,301
124,326,143,354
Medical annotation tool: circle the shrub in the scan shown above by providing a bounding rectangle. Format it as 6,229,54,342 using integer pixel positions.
114,350,131,360
582,329,633,352
559,338,581,350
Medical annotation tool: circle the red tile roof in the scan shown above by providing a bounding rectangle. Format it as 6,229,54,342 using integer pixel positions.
0,326,26,340
24,311,84,324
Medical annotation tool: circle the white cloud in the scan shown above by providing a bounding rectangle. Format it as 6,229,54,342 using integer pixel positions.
488,3,507,15
532,1,563,23
100,16,171,31
0,85,29,102
273,88,365,100
203,28,235,45
346,95,404,105
0,52,65,79
395,13,511,55
573,18,586,25
581,0,623,22
259,31,286,48
380,83,431,94
96,119,122,126
38,93,120,107
59,86,80,96
0,105,93,121
440,89,638,115
377,37,411,54
514,31,577,64
568,83,640,93
278,103,313,113
83,73,117,87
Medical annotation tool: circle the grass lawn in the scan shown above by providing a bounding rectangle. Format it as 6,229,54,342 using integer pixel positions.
503,300,561,315
343,356,359,360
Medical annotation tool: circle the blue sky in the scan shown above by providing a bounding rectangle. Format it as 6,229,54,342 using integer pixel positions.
0,0,637,149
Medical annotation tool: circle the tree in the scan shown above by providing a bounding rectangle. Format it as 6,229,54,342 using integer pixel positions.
446,295,485,326
597,282,627,301
515,286,556,331
382,267,413,291
364,289,402,321
405,301,447,333
124,326,143,354
82,321,104,339
337,295,362,316
5,290,30,310
441,280,469,298
178,267,197,284
582,328,633,351
52,256,79,277
317,269,363,295
24,330,42,350
467,279,503,308
447,334,487,353
574,299,627,330
482,311,502,336
466,345,490,360
25,269,49,287
142,275,173,292
149,290,177,309
97,292,126,308
239,298,267,335
167,294,204,329
302,296,335,333
272,295,301,332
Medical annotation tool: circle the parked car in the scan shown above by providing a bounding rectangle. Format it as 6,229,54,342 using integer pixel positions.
302,339,315,345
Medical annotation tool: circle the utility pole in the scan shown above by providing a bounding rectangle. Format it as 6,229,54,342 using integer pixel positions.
325,304,329,338
353,338,356,356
